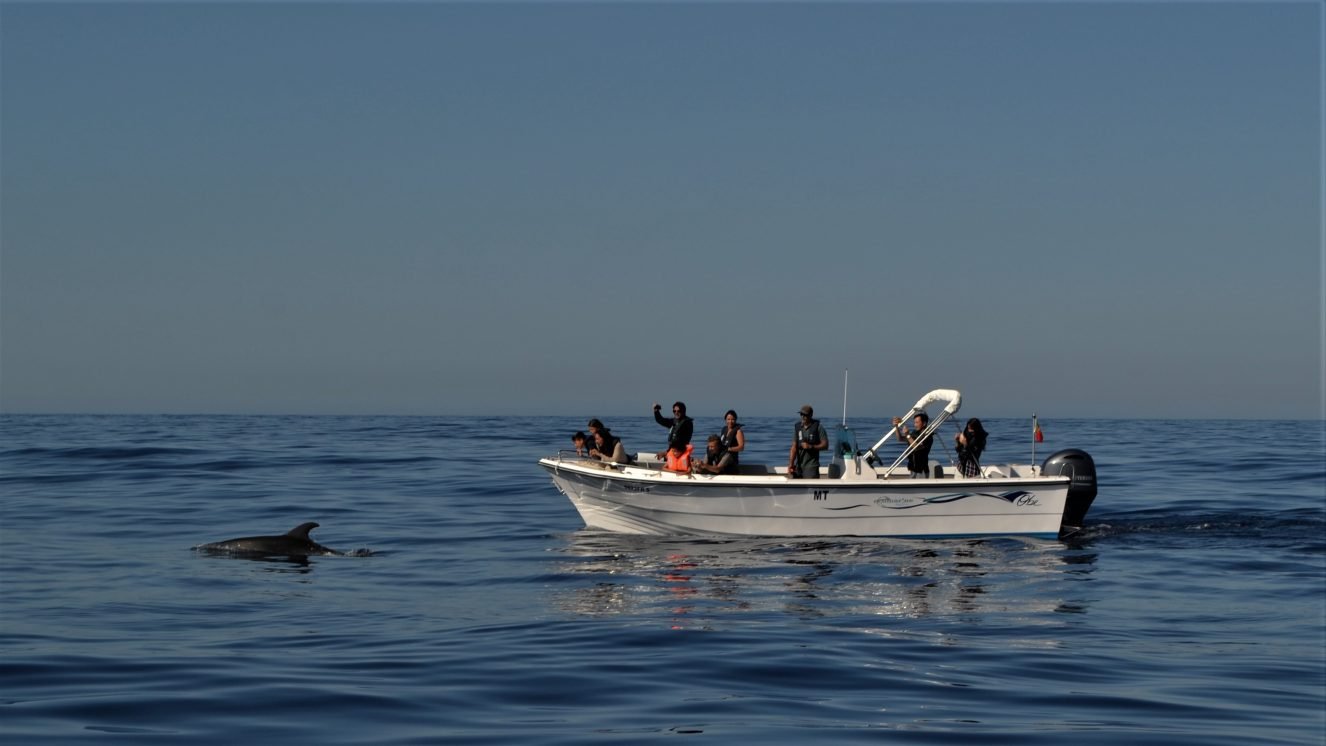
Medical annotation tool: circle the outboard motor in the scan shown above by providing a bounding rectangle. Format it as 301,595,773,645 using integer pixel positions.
1041,449,1097,536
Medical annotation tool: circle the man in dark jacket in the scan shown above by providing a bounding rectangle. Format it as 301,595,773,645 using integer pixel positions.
893,412,934,478
653,401,694,471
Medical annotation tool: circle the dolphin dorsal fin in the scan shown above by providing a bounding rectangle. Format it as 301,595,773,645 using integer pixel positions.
286,522,320,539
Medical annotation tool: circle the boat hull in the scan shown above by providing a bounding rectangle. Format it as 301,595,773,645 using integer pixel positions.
539,458,1070,539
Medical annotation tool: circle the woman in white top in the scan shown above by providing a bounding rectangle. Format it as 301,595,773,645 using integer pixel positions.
589,429,628,464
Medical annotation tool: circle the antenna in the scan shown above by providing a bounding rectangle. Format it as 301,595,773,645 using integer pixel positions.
841,369,849,426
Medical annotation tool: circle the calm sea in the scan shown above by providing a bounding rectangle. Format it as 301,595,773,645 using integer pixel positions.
1,414,1323,744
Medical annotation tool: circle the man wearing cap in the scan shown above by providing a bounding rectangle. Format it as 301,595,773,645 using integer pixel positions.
788,405,829,479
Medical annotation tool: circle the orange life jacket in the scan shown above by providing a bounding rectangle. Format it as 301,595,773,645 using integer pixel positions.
666,444,694,472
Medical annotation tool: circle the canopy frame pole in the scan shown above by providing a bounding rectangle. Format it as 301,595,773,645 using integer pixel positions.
864,389,963,475
882,410,955,477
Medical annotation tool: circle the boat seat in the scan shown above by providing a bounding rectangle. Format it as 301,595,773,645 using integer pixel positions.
737,464,783,476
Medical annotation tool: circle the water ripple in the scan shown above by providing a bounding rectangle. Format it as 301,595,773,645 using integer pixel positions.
0,415,1321,745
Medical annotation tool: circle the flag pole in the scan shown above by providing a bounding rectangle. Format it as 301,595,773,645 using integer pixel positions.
1031,413,1038,465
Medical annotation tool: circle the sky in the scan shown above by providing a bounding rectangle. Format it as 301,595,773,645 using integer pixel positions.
1,2,1322,420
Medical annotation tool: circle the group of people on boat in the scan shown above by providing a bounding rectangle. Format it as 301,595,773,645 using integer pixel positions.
569,402,748,475
570,419,628,465
569,402,989,479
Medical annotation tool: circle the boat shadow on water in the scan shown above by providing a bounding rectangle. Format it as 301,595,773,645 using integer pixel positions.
549,530,1100,627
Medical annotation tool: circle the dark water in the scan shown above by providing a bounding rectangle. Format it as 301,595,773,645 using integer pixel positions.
2,414,1323,744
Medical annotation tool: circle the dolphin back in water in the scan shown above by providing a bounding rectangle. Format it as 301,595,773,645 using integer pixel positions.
194,522,347,558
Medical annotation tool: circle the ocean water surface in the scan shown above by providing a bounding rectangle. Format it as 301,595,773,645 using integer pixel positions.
1,414,1323,744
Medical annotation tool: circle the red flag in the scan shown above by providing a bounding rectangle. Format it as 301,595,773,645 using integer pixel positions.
1033,416,1044,443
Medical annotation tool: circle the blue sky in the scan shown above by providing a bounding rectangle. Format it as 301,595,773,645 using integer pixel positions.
2,2,1321,419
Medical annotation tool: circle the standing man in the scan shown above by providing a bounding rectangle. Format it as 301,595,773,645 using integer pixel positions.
892,411,933,478
788,404,829,479
653,401,694,472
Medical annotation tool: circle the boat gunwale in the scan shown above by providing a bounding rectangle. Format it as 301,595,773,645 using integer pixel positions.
536,456,1070,489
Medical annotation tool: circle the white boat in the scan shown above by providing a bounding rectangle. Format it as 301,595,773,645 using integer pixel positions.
538,389,1098,540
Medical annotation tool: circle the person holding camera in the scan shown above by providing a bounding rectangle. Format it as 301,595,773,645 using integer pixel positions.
955,418,988,477
893,411,934,478
653,401,694,472
788,404,828,479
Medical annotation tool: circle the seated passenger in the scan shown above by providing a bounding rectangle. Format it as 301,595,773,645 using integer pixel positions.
719,410,745,470
693,434,737,475
570,431,589,457
589,429,628,464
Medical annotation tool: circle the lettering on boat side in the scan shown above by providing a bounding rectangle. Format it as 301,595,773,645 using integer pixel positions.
622,483,652,494
813,490,829,501
873,495,927,509
872,490,1040,511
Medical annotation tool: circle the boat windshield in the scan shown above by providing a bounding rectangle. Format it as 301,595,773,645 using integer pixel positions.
833,424,857,458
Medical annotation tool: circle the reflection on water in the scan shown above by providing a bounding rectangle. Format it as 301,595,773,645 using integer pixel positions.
551,531,1098,629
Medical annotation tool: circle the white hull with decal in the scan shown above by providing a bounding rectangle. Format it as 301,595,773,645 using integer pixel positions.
538,389,1099,540
539,458,1071,538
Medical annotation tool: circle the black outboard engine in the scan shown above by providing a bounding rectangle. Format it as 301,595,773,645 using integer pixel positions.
1041,449,1097,537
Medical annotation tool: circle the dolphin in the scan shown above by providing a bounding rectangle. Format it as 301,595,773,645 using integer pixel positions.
194,522,346,558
